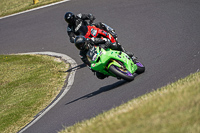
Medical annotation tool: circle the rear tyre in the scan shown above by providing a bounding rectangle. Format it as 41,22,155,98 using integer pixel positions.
109,65,135,82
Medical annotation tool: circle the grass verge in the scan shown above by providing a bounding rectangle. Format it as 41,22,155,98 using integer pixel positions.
0,54,69,133
0,0,64,17
59,72,200,133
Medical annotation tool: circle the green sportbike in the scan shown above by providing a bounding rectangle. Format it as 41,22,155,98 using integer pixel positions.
87,46,145,81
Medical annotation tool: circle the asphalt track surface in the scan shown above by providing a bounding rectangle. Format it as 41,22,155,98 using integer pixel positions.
0,0,200,132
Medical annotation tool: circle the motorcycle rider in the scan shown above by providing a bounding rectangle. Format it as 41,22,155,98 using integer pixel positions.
64,12,135,59
74,36,138,79
64,11,117,43
74,35,115,79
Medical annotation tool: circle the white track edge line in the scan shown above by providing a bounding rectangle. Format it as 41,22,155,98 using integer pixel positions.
18,51,77,133
0,0,70,20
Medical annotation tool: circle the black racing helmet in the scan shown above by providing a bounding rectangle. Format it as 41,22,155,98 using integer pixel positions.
64,12,75,24
74,36,87,50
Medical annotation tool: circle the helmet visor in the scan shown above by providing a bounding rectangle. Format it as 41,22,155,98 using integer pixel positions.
65,13,75,24
79,42,86,50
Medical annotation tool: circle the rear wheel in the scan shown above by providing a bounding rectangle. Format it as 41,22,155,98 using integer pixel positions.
109,65,135,82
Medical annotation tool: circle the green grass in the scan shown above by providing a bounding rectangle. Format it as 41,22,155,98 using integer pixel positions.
0,0,64,17
0,54,69,133
59,72,200,133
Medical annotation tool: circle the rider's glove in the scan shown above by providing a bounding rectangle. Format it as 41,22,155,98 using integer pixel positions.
108,31,117,39
103,38,110,42
104,42,112,49
87,38,95,45
89,14,96,20
89,14,95,24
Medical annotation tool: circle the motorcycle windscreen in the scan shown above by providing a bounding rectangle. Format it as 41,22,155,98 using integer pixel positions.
86,47,98,62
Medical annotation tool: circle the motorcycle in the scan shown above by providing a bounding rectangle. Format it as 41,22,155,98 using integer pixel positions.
78,21,118,44
84,25,116,43
86,46,145,81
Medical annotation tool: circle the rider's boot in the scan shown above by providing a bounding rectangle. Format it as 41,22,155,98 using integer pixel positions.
110,41,138,63
101,23,118,38
109,30,117,39
131,56,138,63
118,43,134,57
117,43,138,63
96,72,108,79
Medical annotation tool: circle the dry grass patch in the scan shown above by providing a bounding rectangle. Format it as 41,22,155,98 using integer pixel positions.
0,54,69,133
0,0,64,17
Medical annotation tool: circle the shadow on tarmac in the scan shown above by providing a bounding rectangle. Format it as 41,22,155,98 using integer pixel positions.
59,63,87,73
65,80,128,105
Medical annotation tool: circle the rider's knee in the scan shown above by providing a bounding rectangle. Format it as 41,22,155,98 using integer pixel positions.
96,72,106,79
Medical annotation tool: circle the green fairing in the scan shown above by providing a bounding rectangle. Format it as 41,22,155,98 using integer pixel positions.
88,47,137,77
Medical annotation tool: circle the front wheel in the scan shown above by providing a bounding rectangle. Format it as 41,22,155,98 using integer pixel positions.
109,65,135,82
135,62,145,74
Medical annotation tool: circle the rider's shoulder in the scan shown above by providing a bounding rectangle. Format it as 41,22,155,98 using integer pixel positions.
76,13,83,19
76,13,93,19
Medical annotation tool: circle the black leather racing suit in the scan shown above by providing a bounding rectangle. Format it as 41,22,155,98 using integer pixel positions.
67,13,117,43
79,38,110,67
67,13,95,43
79,38,112,79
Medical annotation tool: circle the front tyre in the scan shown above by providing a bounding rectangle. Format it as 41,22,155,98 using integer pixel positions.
109,65,135,82
135,62,145,74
